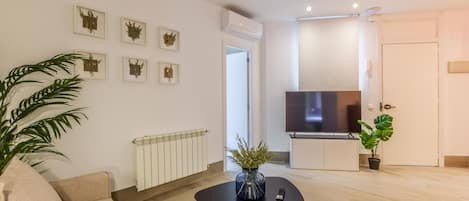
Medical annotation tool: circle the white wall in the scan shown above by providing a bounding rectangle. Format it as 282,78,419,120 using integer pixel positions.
439,9,469,156
226,51,248,149
262,10,469,159
0,0,225,190
262,21,299,152
298,18,359,90
261,10,469,157
359,9,469,158
358,17,381,133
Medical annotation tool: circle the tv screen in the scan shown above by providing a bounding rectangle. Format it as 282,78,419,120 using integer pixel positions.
286,91,361,133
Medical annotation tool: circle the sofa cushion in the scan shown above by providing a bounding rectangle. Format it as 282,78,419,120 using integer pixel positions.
0,158,62,201
0,182,5,201
50,172,112,201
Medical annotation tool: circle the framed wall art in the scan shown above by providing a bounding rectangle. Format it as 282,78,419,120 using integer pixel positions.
73,5,106,38
159,62,179,84
74,51,107,80
159,27,180,51
123,57,147,82
121,17,146,46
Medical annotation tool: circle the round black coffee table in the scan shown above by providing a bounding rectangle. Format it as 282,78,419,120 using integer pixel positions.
195,177,304,201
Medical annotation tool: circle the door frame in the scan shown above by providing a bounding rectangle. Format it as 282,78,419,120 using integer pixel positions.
222,39,254,171
380,42,441,166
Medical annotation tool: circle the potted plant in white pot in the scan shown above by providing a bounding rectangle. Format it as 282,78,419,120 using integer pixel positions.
357,114,394,170
228,136,273,201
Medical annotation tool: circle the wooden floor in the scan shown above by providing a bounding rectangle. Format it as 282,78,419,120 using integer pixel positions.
148,163,469,201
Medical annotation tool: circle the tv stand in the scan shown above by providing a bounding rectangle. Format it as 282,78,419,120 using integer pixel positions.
289,134,359,171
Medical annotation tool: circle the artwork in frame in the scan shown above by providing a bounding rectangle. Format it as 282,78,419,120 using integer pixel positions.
159,27,180,51
73,5,105,38
159,62,179,84
123,57,147,82
74,51,107,80
121,17,146,46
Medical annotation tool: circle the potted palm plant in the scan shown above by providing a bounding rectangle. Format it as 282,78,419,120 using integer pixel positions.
0,53,87,173
228,137,273,201
357,114,394,170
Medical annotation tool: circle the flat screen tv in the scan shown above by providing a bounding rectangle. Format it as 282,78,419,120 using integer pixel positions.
286,91,361,133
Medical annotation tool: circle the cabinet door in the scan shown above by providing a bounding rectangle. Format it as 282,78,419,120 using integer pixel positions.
290,139,324,169
324,140,359,171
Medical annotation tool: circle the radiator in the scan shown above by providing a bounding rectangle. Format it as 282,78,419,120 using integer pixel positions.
133,129,208,191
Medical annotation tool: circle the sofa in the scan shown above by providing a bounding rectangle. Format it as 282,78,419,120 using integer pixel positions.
0,158,114,201
51,172,113,201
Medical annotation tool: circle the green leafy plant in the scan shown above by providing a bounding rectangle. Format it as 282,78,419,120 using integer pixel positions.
357,114,394,159
228,136,274,169
0,53,87,173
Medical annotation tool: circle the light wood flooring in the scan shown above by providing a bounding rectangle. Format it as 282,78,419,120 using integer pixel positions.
147,163,469,201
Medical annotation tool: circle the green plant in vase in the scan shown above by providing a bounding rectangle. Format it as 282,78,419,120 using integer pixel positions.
357,114,394,170
229,136,273,201
0,53,87,173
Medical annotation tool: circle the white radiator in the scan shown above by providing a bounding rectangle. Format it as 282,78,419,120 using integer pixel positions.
133,129,208,191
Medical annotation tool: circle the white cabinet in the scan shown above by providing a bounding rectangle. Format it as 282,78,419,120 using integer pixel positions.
290,139,324,169
290,136,359,171
324,140,359,171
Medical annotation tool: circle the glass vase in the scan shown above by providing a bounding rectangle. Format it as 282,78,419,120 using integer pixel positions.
235,168,266,200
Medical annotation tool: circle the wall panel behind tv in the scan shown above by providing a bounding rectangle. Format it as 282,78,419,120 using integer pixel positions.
298,18,359,91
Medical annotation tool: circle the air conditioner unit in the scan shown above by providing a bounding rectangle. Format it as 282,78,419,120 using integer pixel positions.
222,10,263,40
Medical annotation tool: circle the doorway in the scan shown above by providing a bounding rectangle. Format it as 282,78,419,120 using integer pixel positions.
225,46,251,171
381,43,439,166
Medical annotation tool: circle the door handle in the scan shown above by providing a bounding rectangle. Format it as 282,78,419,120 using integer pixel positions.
383,104,396,110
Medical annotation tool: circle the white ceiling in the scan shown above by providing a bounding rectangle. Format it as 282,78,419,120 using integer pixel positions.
206,0,469,21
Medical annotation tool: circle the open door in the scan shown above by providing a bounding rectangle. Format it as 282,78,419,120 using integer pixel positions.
225,46,251,171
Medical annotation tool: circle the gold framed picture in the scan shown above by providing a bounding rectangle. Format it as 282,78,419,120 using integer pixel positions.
73,5,105,38
74,51,107,80
123,57,147,82
159,62,179,84
159,27,180,51
121,17,146,46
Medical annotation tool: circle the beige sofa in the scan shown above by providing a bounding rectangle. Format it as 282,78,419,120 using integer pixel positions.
51,172,114,201
0,158,114,201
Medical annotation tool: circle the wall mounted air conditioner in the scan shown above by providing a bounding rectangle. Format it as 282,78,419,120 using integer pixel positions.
222,10,263,40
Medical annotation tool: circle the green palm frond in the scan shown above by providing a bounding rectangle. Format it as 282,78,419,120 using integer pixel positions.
18,108,87,141
0,106,8,133
0,54,82,103
0,53,86,173
9,76,83,125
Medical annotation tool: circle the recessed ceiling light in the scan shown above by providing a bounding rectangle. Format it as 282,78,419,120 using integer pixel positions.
353,3,359,9
306,5,313,12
